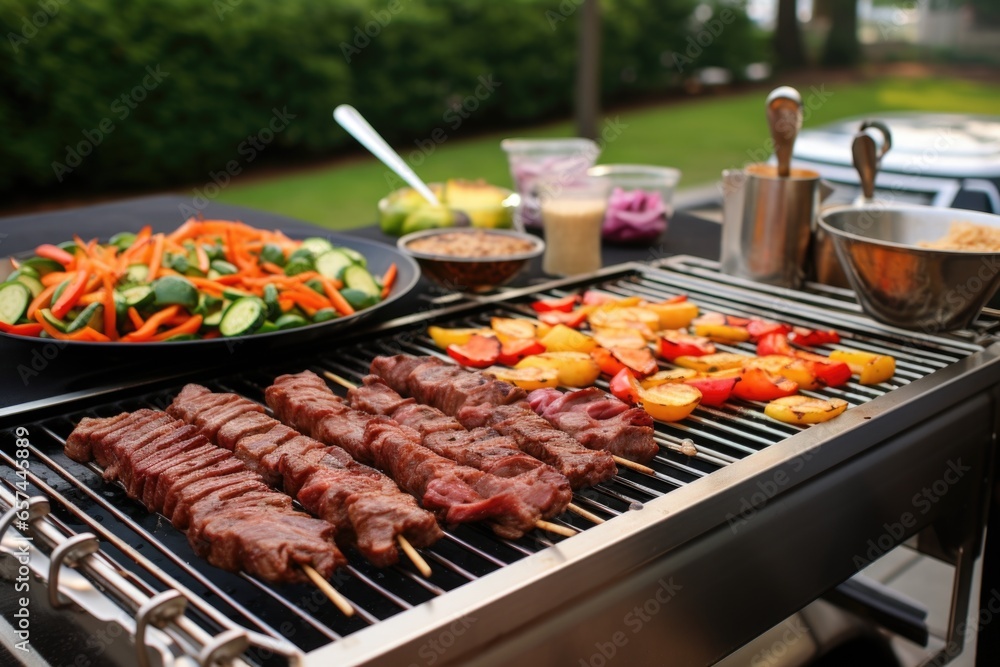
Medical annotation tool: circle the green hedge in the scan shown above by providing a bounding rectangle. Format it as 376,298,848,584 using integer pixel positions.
0,0,764,194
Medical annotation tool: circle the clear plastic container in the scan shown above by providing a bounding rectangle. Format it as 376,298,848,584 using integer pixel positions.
588,164,682,243
501,138,600,229
537,174,610,276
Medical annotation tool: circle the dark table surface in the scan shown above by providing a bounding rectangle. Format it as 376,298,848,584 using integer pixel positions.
0,194,720,416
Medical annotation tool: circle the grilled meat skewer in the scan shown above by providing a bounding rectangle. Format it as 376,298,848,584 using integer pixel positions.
66,409,344,583
370,355,618,489
348,375,573,520
168,384,442,567
266,371,551,540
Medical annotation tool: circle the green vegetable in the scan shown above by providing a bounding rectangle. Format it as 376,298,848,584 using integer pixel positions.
152,276,199,311
315,249,353,280
15,274,44,298
109,232,137,250
260,243,286,267
263,283,281,320
210,259,238,275
66,303,103,333
222,287,254,301
339,287,378,310
284,259,313,276
288,248,314,264
305,278,326,295
120,263,149,286
342,265,381,299
274,313,309,330
313,308,340,323
164,333,199,341
51,278,72,305
300,237,334,256
257,321,279,334
0,281,32,324
119,285,155,309
22,257,64,276
219,297,266,337
38,308,67,332
338,246,367,267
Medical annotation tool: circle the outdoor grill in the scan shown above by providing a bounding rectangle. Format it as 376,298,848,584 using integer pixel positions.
2,255,998,667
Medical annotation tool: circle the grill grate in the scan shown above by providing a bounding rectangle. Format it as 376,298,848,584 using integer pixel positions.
2,258,994,664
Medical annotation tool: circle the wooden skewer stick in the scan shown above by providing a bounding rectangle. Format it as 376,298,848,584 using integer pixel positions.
566,503,605,524
613,455,655,475
302,565,355,617
397,535,432,578
324,370,356,390
535,520,577,537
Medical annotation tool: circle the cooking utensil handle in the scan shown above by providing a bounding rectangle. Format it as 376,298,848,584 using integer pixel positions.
859,120,892,162
333,104,441,206
765,86,803,178
853,120,892,203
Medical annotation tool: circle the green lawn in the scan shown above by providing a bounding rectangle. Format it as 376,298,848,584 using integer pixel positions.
213,77,1000,230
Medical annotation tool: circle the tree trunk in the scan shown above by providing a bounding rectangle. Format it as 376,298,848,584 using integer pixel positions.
821,0,860,67
773,0,807,69
575,0,600,140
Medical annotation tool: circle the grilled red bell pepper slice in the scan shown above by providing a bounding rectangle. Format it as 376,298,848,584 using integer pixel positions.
447,334,501,368
498,338,545,366
611,346,658,377
531,294,579,313
35,243,75,267
731,367,798,402
609,368,643,405
658,330,716,361
756,332,796,357
795,351,852,388
0,321,44,336
746,319,792,341
591,347,626,376
788,326,841,347
538,309,587,328
50,270,88,319
659,294,688,304
684,375,739,407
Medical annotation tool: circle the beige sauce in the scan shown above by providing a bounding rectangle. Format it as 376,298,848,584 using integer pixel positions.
541,199,606,276
407,231,535,257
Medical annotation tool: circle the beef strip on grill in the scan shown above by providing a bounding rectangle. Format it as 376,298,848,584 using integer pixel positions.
371,355,618,489
527,387,659,463
169,384,442,567
67,410,343,583
349,375,573,520
266,372,544,539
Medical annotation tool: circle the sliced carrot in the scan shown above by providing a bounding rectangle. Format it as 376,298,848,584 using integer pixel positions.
78,291,106,306
76,327,111,342
288,284,330,310
185,276,229,295
194,243,210,274
41,272,72,287
27,283,58,319
33,311,106,341
151,315,203,341
380,263,397,299
261,262,285,275
147,234,166,281
121,305,181,342
0,322,44,336
127,307,145,330
101,273,118,340
51,271,89,319
319,277,355,316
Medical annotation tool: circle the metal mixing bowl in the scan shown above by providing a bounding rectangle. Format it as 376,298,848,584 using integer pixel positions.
818,204,1000,332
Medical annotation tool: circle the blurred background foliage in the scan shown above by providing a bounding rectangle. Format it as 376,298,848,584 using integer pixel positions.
0,0,766,195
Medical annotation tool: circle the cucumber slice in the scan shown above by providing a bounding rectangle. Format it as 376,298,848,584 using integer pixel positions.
203,308,224,328
300,237,334,257
260,243,286,267
313,308,340,323
219,297,266,337
66,302,103,333
274,313,309,330
210,259,239,276
337,246,367,267
152,276,199,311
263,283,281,320
222,286,253,301
11,266,39,279
315,249,354,281
15,274,44,298
339,287,378,310
119,285,155,309
21,257,64,275
120,263,149,286
0,281,32,324
342,265,381,299
38,308,67,332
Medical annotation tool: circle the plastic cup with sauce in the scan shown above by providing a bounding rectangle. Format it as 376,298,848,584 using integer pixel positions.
538,175,611,277
500,138,600,229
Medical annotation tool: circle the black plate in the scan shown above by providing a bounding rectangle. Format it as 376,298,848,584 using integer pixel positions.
0,233,421,349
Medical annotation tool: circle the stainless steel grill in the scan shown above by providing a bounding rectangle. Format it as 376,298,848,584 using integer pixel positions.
2,256,998,666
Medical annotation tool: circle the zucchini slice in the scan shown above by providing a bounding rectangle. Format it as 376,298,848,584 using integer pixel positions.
119,285,155,309
219,297,266,337
152,276,199,311
15,274,44,298
66,303,103,333
342,265,381,299
0,281,32,324
301,237,335,257
315,249,354,281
